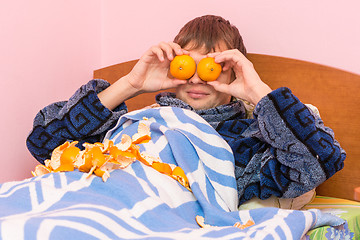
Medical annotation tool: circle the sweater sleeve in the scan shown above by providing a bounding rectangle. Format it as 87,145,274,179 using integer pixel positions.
256,87,345,195
227,87,346,204
26,79,128,164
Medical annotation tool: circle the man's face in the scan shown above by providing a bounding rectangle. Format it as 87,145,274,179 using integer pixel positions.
175,42,232,110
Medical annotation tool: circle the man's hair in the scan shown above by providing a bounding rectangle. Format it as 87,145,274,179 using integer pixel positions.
174,15,247,56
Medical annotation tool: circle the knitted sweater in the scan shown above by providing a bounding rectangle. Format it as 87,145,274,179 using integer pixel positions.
26,79,346,205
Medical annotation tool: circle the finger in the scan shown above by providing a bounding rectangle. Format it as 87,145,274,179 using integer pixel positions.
207,81,231,95
165,42,190,59
214,52,241,64
214,50,250,67
171,79,187,86
207,51,241,71
162,79,187,90
222,61,235,72
207,52,221,58
214,54,247,75
159,42,175,61
168,42,189,56
208,52,235,72
149,45,165,62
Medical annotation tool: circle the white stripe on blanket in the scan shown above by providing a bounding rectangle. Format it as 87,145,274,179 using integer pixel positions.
0,107,345,240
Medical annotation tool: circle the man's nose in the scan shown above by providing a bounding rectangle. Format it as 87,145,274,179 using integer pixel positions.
188,71,206,84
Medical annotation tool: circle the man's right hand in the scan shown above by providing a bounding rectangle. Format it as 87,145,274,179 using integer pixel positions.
127,42,189,93
98,42,188,110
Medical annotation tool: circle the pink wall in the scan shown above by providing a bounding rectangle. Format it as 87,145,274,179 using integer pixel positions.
0,1,101,183
1,0,359,183
102,0,360,75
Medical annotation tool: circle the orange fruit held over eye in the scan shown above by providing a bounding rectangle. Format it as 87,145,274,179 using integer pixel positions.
170,55,196,80
197,57,222,82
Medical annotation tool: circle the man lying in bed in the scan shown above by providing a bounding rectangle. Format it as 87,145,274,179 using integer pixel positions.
26,15,346,207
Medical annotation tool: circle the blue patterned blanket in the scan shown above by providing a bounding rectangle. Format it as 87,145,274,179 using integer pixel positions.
0,107,345,239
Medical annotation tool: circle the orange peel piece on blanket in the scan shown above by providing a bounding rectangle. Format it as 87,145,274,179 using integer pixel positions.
138,152,157,166
31,119,191,190
90,146,107,167
31,164,52,177
46,141,79,171
115,134,132,151
171,166,190,191
233,220,255,230
99,139,114,153
132,122,151,144
76,150,93,173
196,216,255,230
93,168,110,182
195,216,213,228
54,146,80,172
85,146,110,178
151,161,173,175
151,161,191,191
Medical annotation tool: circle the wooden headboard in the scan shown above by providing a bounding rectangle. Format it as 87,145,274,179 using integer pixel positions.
94,53,360,201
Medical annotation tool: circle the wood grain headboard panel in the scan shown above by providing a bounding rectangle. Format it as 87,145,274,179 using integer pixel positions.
94,53,360,201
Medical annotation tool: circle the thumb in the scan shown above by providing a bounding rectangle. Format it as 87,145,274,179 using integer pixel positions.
162,79,187,90
207,81,231,95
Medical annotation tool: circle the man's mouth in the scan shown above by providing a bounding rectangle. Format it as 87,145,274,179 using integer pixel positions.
187,90,209,99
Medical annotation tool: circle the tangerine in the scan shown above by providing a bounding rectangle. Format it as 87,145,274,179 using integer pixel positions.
197,57,222,81
170,55,196,80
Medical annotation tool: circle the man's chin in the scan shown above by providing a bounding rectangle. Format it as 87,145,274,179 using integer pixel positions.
188,101,212,110
177,93,214,110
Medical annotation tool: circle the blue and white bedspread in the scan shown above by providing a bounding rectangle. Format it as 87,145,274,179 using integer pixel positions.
0,107,345,239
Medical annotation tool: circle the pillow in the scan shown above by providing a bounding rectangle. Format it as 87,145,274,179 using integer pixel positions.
239,189,316,210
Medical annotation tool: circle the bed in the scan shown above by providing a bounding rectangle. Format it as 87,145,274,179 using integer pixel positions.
1,54,359,239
